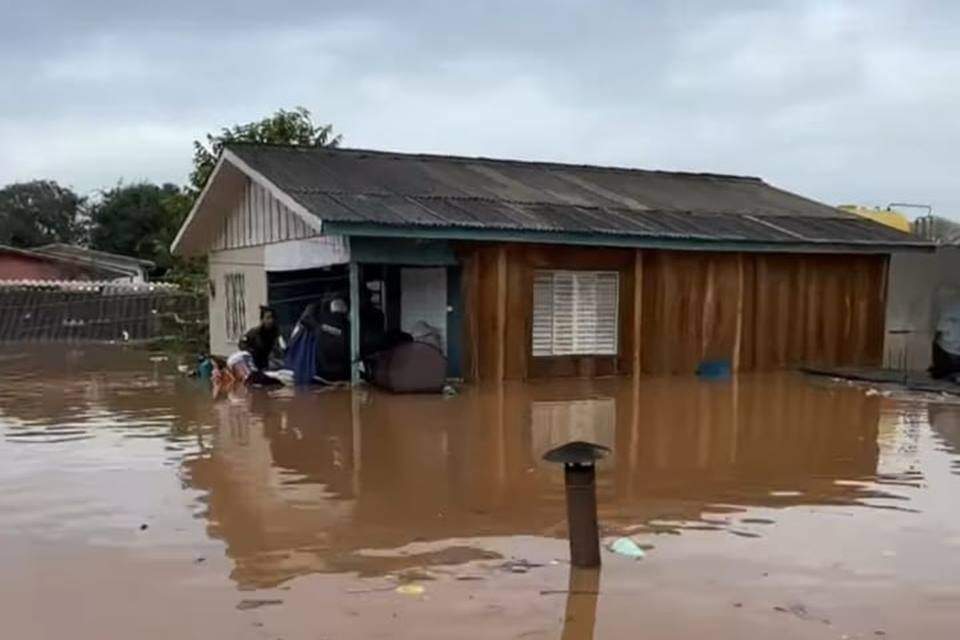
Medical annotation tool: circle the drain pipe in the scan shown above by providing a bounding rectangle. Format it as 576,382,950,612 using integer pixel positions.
543,441,610,568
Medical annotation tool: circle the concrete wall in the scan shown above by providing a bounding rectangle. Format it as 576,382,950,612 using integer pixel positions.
209,245,267,356
885,247,960,370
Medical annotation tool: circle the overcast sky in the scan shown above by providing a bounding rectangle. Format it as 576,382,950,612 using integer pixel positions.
2,0,958,217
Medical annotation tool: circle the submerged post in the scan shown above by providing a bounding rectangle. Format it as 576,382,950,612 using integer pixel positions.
543,441,610,568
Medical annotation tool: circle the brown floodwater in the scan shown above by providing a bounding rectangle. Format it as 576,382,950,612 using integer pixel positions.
1,346,959,639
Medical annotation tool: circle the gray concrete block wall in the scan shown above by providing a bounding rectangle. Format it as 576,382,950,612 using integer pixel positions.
885,247,960,371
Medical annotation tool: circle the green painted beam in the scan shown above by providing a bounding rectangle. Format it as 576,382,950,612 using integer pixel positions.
349,236,458,266
348,259,361,385
323,221,932,255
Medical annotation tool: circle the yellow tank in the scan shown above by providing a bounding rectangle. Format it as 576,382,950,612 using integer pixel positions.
839,205,911,232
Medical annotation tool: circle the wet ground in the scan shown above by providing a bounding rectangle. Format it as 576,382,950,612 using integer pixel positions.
1,347,959,639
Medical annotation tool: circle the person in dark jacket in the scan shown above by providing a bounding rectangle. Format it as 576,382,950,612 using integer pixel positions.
930,331,960,380
239,306,279,371
315,298,351,383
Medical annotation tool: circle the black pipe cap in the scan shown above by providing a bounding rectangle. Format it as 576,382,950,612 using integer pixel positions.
542,441,611,465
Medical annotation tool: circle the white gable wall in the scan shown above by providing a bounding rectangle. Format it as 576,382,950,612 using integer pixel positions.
208,245,267,356
212,178,319,251
205,178,350,355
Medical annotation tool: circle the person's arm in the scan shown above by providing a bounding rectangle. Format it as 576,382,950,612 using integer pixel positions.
238,327,255,351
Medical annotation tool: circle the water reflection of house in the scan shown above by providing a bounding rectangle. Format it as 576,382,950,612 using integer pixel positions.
182,375,883,589
928,405,960,464
530,398,617,469
171,145,925,381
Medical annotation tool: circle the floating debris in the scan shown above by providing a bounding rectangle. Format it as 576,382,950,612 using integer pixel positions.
393,568,435,583
499,559,545,574
772,604,831,625
395,584,425,596
608,537,646,559
236,598,283,610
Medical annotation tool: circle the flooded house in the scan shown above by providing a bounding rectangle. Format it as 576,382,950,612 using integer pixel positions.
171,145,925,382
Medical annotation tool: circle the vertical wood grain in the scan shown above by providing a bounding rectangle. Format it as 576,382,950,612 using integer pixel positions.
732,253,744,372
633,250,643,375
495,245,508,383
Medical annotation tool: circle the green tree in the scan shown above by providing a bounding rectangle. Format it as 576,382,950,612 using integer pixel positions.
190,106,341,192
88,182,192,275
0,180,85,247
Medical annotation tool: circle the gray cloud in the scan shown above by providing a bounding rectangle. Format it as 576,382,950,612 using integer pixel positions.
1,0,958,217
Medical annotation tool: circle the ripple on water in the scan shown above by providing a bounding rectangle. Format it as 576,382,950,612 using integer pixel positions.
5,429,94,444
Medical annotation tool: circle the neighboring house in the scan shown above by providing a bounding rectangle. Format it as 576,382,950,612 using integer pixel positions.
839,205,911,233
30,244,154,283
913,215,960,245
0,246,194,344
0,245,94,281
0,244,153,283
172,144,927,381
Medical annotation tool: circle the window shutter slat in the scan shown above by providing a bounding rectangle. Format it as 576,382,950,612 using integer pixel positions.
531,269,619,357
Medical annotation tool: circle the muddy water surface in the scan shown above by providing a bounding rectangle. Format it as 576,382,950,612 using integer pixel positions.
1,347,959,639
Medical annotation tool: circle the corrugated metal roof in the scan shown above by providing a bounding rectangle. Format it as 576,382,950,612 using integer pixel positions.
33,244,155,268
0,244,147,278
0,279,177,291
227,144,927,249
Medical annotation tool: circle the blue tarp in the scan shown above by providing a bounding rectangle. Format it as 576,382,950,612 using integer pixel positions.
284,327,319,385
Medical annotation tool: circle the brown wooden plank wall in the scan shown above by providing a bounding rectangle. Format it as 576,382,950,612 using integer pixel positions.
461,243,888,381
746,254,887,370
462,243,637,381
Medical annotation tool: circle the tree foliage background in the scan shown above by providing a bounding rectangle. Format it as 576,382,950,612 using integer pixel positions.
87,182,192,275
0,106,341,291
190,106,341,192
0,180,86,248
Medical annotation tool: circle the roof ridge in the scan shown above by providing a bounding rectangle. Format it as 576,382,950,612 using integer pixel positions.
34,243,155,267
225,142,763,183
0,244,145,274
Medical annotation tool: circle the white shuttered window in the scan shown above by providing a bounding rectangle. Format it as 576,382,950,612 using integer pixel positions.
532,270,619,357
225,273,246,343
